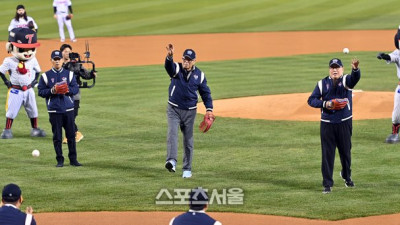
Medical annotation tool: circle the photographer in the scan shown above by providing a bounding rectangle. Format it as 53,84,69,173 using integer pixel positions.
60,44,96,143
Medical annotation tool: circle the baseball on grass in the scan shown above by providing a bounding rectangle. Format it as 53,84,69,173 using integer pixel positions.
343,48,350,54
32,149,40,157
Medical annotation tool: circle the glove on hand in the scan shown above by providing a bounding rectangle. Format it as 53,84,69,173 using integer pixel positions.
52,81,69,94
326,98,349,110
377,52,391,60
199,112,215,133
4,80,11,88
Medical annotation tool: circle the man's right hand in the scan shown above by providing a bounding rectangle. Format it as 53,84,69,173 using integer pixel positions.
166,44,174,57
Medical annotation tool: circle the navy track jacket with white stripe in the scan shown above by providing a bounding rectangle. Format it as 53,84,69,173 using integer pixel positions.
38,68,79,113
164,57,213,111
308,69,361,123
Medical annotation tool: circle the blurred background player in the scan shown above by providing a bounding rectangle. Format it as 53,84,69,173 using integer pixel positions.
8,5,38,32
53,0,76,42
38,50,81,167
377,25,400,143
60,44,96,143
0,28,46,139
0,183,37,225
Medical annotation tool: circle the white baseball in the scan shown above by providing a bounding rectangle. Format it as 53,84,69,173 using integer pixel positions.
32,149,40,157
343,48,349,54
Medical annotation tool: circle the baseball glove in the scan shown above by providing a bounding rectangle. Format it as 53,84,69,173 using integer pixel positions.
28,21,35,30
199,112,215,133
326,98,348,110
52,81,69,94
66,14,73,20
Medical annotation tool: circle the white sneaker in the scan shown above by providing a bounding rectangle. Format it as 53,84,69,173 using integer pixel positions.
72,39,77,42
182,170,192,178
60,39,65,42
165,160,176,173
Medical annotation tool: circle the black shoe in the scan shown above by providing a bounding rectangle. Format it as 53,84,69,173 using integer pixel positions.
70,161,82,166
56,162,64,167
322,186,331,194
340,171,355,187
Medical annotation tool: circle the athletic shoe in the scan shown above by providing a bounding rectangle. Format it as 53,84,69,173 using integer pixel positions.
60,39,65,42
72,39,77,43
56,162,64,167
322,186,331,194
75,131,84,142
31,128,46,137
385,133,399,143
62,137,67,144
165,160,176,173
182,170,192,178
70,161,82,167
1,129,13,139
340,171,355,187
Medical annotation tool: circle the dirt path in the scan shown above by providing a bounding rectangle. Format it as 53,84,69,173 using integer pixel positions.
0,30,394,69
197,91,394,121
2,30,398,224
34,211,400,225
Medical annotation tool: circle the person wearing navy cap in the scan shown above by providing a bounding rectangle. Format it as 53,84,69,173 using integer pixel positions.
169,187,222,225
164,44,214,178
308,58,361,194
38,50,81,167
0,183,36,225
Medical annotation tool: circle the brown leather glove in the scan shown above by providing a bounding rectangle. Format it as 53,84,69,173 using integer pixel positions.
326,98,348,110
199,112,215,133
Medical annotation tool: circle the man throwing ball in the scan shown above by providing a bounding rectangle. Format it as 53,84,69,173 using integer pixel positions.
308,58,361,194
164,44,214,178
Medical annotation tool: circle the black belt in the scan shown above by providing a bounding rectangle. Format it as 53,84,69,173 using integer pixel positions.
12,84,32,91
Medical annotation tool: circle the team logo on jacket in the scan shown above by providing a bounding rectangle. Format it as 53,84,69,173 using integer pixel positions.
338,82,342,87
326,84,329,90
194,75,198,80
51,78,55,83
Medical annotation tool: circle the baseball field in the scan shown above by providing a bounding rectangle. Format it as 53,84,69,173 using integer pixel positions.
1,0,400,224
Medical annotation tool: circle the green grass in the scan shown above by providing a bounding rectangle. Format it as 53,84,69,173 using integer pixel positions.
1,51,400,220
1,0,400,40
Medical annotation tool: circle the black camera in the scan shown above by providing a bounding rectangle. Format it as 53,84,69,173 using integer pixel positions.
69,52,81,62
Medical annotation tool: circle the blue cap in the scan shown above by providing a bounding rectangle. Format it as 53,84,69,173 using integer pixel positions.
189,187,208,210
51,50,62,59
329,58,343,68
8,28,39,48
2,183,21,202
183,49,196,60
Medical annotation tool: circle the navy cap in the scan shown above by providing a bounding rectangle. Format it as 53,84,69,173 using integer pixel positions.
183,49,196,60
16,5,25,10
8,28,40,48
329,58,343,68
2,183,21,202
189,187,208,210
51,50,62,59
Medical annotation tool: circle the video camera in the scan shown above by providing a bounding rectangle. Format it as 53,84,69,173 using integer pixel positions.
68,41,96,88
69,52,81,62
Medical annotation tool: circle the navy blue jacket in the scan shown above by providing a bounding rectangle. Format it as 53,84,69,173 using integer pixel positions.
170,211,220,225
0,205,36,225
165,57,213,111
308,69,361,123
38,67,79,113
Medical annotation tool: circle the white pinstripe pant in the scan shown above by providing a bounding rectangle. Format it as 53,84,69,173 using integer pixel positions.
5,88,38,119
